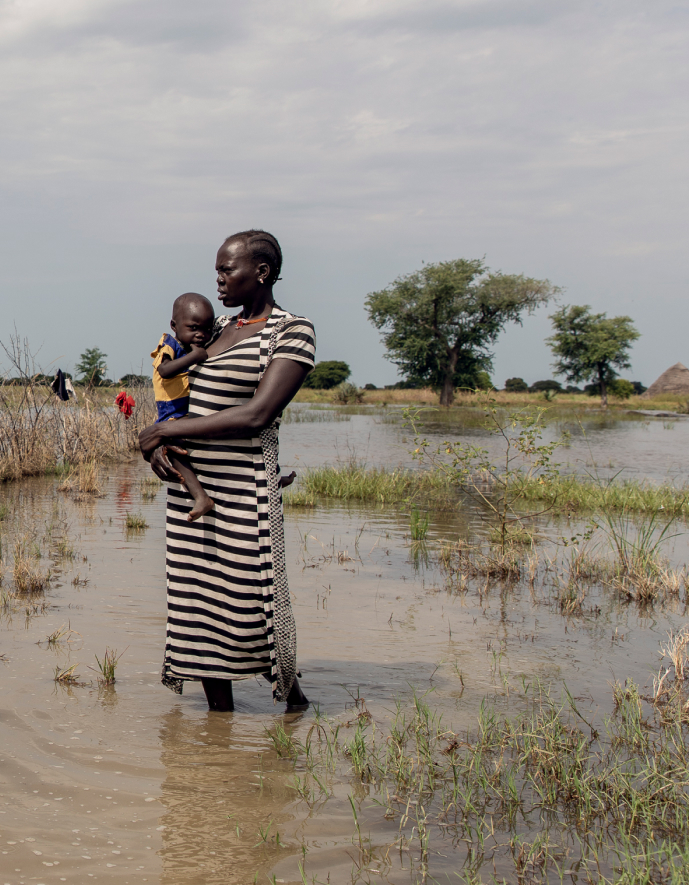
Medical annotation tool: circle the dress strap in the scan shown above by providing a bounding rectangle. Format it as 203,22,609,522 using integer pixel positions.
257,311,292,382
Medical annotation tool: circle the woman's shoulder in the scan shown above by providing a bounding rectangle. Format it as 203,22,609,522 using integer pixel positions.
271,306,315,332
270,307,316,365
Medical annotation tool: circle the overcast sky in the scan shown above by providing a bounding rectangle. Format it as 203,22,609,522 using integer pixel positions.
0,0,686,387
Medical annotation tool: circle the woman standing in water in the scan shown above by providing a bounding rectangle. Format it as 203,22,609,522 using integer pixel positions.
139,230,315,712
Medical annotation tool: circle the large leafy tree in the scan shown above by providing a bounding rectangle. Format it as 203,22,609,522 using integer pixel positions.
365,259,558,406
547,305,639,408
303,360,351,390
75,347,108,387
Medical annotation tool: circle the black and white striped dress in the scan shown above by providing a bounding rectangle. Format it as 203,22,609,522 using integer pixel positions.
161,307,316,702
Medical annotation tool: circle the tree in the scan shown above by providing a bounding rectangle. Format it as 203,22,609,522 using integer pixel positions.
303,360,351,389
530,379,562,393
547,306,640,408
505,377,528,392
75,348,108,387
365,259,558,406
119,373,152,388
474,371,495,391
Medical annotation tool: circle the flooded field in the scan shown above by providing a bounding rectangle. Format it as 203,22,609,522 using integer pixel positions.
1,405,689,884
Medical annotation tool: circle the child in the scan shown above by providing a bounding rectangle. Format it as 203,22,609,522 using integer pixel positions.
151,292,215,521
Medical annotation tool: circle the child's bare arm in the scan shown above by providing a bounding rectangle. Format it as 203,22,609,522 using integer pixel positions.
156,345,208,379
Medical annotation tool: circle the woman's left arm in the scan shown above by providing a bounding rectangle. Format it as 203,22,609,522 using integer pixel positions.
139,358,310,461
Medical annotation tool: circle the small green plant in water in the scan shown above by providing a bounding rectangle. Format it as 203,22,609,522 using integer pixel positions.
91,647,125,685
406,396,567,550
53,663,81,685
139,476,162,500
410,505,430,541
125,512,148,530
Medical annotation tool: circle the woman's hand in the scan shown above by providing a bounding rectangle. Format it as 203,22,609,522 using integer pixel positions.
139,422,167,460
139,423,188,481
149,444,187,482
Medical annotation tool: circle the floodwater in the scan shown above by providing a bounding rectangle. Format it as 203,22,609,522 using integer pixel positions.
1,405,688,884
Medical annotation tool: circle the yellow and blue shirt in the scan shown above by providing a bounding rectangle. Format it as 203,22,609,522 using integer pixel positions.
151,334,190,423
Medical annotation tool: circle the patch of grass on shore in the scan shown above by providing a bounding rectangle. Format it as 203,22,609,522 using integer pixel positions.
292,386,689,413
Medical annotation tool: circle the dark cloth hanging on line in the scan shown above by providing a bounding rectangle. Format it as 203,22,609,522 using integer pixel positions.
51,370,76,402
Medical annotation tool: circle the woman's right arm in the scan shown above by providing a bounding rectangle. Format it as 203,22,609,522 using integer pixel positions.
142,357,310,480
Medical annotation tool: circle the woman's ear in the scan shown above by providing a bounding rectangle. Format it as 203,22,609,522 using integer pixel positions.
257,261,270,284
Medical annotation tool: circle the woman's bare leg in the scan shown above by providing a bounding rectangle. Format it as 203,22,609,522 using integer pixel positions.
286,678,309,710
202,678,234,712
262,673,309,709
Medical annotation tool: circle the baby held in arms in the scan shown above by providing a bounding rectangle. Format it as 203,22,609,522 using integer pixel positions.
150,293,297,521
151,293,215,521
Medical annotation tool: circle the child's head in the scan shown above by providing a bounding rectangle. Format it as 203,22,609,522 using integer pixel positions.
170,293,215,348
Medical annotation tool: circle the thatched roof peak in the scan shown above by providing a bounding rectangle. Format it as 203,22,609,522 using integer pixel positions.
642,363,689,397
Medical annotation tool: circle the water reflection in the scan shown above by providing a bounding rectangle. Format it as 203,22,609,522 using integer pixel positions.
158,707,297,885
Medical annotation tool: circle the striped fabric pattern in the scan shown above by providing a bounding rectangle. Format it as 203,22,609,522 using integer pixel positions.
161,307,316,702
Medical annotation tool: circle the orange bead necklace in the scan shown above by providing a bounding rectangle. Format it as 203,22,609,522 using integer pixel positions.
235,314,270,328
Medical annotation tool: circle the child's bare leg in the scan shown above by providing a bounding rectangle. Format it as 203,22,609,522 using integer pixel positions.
169,455,213,521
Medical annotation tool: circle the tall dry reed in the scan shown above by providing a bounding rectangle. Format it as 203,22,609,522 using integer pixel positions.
0,336,155,482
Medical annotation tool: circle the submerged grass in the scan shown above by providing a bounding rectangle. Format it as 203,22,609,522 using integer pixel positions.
285,462,689,517
270,637,689,884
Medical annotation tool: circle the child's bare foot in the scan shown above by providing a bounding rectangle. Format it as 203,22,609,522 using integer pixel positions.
281,470,297,489
187,496,214,522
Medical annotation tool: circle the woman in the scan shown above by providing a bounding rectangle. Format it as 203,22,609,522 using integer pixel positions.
139,230,315,712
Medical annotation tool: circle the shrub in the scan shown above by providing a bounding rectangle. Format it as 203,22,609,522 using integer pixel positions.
504,377,528,392
364,383,377,390
303,361,351,390
331,382,363,404
609,379,635,400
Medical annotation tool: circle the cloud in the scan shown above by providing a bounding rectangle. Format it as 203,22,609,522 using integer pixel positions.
0,0,686,385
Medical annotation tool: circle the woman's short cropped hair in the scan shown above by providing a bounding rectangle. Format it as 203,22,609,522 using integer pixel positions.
224,230,283,285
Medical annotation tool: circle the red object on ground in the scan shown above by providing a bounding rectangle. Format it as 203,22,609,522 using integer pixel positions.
115,391,136,419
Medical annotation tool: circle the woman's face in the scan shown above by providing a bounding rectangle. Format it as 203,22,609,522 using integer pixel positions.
215,240,267,308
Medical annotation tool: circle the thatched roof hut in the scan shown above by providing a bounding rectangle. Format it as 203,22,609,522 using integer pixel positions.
642,363,689,398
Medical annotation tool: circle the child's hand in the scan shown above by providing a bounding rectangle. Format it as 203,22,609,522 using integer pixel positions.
189,344,208,363
280,470,297,489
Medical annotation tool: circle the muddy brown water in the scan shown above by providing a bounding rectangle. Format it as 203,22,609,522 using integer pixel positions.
1,406,688,884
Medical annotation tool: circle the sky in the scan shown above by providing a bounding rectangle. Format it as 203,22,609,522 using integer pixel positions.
0,0,687,388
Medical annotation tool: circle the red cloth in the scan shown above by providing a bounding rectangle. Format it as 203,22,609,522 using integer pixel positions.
115,391,136,419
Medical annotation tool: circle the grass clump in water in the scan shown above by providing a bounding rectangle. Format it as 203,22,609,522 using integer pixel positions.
58,460,103,498
515,472,689,516
125,512,148,530
53,663,82,685
139,476,162,500
12,538,51,593
91,647,125,686
284,462,456,509
409,504,430,541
